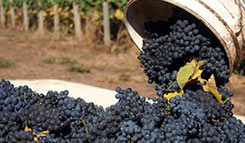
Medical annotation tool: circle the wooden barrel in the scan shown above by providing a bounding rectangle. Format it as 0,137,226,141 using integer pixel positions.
124,0,245,71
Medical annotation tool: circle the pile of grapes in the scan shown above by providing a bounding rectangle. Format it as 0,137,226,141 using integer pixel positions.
138,8,230,96
0,7,245,143
0,80,243,143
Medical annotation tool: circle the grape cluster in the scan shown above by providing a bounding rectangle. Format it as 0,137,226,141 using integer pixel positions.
138,8,230,95
158,89,242,143
6,131,35,143
0,79,244,143
171,89,234,121
20,103,69,133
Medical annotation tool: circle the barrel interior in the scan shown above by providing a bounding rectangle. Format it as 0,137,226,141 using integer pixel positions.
126,0,174,39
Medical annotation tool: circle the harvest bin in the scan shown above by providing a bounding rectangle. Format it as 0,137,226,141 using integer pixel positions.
124,0,245,71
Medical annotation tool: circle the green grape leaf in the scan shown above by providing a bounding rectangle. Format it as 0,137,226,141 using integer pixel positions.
177,58,205,90
177,59,196,89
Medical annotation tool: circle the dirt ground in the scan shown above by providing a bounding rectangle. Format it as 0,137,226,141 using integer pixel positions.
0,30,244,115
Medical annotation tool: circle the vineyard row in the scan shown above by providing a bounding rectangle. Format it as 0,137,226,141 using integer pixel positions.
0,0,128,42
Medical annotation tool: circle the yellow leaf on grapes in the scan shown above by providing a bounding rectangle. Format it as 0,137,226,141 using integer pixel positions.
164,90,184,103
201,74,223,103
24,125,32,132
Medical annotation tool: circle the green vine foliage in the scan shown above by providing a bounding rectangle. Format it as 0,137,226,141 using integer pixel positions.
25,0,36,10
2,0,9,10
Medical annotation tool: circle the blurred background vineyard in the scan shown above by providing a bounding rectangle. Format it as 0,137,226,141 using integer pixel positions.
0,0,128,41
